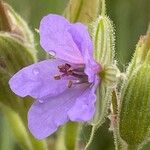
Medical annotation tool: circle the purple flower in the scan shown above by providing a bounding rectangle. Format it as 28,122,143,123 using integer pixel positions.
9,14,101,139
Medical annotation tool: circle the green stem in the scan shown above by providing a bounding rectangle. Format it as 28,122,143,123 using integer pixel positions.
1,105,48,150
55,129,66,150
30,136,48,150
64,122,80,150
84,125,97,150
101,0,106,16
111,90,124,150
127,144,138,150
2,106,33,150
0,116,14,150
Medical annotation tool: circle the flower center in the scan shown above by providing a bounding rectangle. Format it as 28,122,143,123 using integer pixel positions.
54,63,88,88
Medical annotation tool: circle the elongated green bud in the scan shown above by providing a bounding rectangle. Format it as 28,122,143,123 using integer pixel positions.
118,25,150,150
85,14,118,150
0,1,36,55
0,1,12,32
0,1,36,111
91,16,115,65
119,64,150,149
90,15,117,125
127,25,150,76
64,0,101,24
0,33,34,111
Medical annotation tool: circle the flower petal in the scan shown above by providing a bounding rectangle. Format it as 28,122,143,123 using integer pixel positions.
9,59,69,99
28,83,88,139
39,14,83,64
69,23,100,82
68,76,99,121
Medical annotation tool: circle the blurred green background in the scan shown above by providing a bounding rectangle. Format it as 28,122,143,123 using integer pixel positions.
0,0,150,150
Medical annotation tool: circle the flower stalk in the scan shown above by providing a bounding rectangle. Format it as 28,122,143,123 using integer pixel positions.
127,145,138,150
1,105,33,150
111,91,124,150
101,0,106,16
1,104,48,150
64,122,80,150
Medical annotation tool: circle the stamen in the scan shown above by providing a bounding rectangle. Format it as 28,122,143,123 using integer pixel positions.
73,67,84,72
54,75,61,80
54,63,88,87
58,63,72,72
65,63,71,69
72,73,87,78
68,80,73,88
74,78,88,84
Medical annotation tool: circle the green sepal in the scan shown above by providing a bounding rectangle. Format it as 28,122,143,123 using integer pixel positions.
100,65,119,85
90,15,117,125
85,14,118,150
91,15,115,66
92,81,113,126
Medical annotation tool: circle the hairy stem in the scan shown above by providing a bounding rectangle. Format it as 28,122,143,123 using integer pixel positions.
84,125,97,150
111,90,124,150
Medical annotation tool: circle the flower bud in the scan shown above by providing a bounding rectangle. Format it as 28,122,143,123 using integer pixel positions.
119,64,150,149
91,16,115,65
0,2,37,111
0,33,35,111
127,25,150,76
0,1,37,111
90,15,117,125
0,1,36,53
118,25,150,149
64,0,101,24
